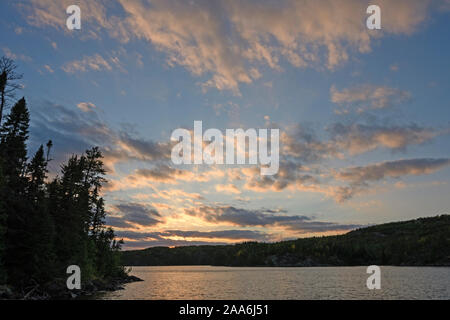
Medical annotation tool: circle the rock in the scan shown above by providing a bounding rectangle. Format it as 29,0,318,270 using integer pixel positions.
83,281,97,293
92,279,106,290
43,279,80,299
44,279,66,295
0,273,144,300
103,283,116,291
124,275,144,283
0,285,14,299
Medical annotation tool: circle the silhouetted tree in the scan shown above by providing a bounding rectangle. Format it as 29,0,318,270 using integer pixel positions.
49,147,123,281
0,97,29,177
0,56,23,125
0,97,32,286
0,161,6,284
26,145,56,282
0,63,126,294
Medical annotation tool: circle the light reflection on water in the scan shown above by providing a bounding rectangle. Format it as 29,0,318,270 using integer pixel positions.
98,266,450,300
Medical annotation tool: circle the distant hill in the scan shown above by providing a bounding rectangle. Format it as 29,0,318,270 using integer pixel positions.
121,215,450,267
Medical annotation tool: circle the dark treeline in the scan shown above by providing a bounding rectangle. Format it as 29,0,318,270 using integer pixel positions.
0,57,125,293
122,215,450,267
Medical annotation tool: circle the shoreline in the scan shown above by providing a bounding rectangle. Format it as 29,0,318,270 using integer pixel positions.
123,263,450,268
0,274,144,300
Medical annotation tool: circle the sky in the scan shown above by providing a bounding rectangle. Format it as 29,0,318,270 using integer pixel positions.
1,0,450,249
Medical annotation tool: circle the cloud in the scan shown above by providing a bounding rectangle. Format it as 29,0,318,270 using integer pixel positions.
163,229,269,241
281,121,442,163
21,0,435,92
337,158,450,184
331,84,411,113
29,100,174,175
333,158,450,201
239,121,431,197
115,133,172,162
110,203,359,246
108,202,162,228
135,165,189,183
441,0,450,11
242,162,318,193
390,64,399,72
117,0,432,92
186,205,309,227
62,54,120,73
329,123,437,155
43,64,54,73
2,47,32,62
114,228,270,245
77,102,97,113
22,0,121,39
122,239,227,249
104,165,225,192
277,220,361,233
185,205,359,234
115,230,164,240
27,98,448,207
132,165,221,185
30,100,114,168
105,216,135,229
117,0,254,95
215,184,241,195
151,189,204,201
281,125,338,163
235,124,449,202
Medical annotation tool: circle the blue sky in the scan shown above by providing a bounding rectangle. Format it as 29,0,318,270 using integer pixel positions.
1,0,450,249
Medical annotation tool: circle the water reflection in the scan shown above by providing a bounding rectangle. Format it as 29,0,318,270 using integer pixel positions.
98,266,450,300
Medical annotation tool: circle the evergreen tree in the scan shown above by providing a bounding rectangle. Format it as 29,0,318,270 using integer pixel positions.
0,161,6,284
94,228,124,279
0,71,6,124
49,147,123,281
26,145,56,283
0,97,29,177
0,63,126,294
0,97,32,286
50,155,88,277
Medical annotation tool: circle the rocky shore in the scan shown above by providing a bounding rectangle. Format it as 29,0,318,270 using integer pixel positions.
0,275,143,300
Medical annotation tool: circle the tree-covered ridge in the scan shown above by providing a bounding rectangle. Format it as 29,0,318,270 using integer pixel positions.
121,215,450,267
0,58,125,293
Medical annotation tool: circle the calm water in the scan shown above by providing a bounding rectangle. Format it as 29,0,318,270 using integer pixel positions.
98,266,450,300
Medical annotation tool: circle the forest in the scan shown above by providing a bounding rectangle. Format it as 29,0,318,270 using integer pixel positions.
122,214,450,267
0,57,127,298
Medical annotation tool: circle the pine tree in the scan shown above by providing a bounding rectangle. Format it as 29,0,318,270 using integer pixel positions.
0,97,32,286
26,145,56,283
0,62,127,294
0,161,6,284
50,148,108,281
0,97,29,177
0,71,6,124
50,155,87,277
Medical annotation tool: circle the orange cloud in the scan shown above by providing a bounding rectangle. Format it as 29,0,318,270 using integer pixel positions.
24,0,435,92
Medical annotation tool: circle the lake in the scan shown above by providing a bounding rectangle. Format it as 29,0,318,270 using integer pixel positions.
98,266,450,300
